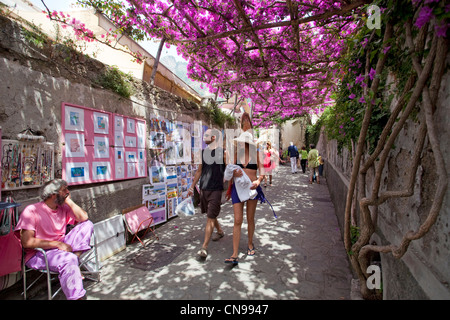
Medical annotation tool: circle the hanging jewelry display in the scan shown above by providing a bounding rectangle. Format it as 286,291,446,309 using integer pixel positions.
1,130,54,190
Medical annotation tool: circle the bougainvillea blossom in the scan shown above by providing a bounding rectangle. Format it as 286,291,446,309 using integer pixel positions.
43,0,447,127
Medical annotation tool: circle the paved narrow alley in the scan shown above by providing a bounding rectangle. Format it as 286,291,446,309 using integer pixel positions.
81,164,353,300
0,164,353,301
0,164,353,303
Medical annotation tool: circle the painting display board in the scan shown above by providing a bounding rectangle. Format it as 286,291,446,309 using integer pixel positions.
142,183,167,226
1,139,54,191
62,103,146,185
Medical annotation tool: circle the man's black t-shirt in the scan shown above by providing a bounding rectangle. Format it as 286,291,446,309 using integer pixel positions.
200,147,225,191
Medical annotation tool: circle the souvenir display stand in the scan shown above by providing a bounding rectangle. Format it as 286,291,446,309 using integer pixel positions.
1,129,54,192
143,117,204,226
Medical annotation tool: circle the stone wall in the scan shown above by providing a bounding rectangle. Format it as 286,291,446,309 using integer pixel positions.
0,14,209,223
319,61,450,299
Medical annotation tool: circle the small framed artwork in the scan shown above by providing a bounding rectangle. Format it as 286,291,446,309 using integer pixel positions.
94,136,110,158
127,118,135,134
126,151,137,163
114,115,124,132
125,136,137,148
115,162,125,179
65,133,85,158
127,162,136,178
64,106,84,131
115,147,125,162
93,112,109,134
137,161,146,177
65,162,90,184
137,121,146,148
138,149,145,161
92,161,111,180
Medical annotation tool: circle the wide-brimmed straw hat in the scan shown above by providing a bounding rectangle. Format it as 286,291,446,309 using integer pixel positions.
233,131,257,146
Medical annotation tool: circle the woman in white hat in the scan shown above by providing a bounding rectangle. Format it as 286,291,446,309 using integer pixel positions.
224,114,267,264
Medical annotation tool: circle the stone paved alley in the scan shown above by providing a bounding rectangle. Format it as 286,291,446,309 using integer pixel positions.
0,164,353,301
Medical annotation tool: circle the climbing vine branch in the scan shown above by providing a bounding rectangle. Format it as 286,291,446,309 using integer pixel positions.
343,3,448,299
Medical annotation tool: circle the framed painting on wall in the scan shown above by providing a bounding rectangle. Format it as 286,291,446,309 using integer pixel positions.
65,162,90,184
94,136,110,159
92,161,112,181
93,112,109,135
65,133,85,158
64,106,84,131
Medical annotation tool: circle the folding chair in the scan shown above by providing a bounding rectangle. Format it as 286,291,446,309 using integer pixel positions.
122,204,159,247
22,230,100,300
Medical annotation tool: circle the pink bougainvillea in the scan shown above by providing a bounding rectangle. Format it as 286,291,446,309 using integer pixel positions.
42,0,448,127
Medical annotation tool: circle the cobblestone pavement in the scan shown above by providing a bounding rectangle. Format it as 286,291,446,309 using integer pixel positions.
86,164,353,300
0,164,353,301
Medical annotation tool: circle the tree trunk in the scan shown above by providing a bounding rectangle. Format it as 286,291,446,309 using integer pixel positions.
150,36,166,86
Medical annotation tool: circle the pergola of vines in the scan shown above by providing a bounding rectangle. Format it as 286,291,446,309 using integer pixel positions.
47,0,373,127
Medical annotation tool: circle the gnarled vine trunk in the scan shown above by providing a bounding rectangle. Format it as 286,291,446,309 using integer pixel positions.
343,17,448,299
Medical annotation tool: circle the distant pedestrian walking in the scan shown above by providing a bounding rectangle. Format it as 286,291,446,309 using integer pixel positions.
300,146,308,173
307,144,320,184
262,141,284,187
287,142,299,174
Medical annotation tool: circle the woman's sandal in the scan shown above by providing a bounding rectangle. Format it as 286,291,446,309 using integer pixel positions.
247,245,256,256
224,256,239,264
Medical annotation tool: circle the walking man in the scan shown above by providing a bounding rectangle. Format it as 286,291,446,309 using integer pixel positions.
188,128,226,259
287,142,299,174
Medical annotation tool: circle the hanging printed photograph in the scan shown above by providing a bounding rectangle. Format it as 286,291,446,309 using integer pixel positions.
94,136,110,158
142,183,167,226
167,198,177,219
149,131,166,149
175,141,184,163
114,116,124,147
65,162,90,184
192,148,202,165
150,165,166,184
65,133,85,158
92,161,111,180
165,141,176,165
165,166,177,181
64,106,84,131
93,112,109,134
192,120,202,137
